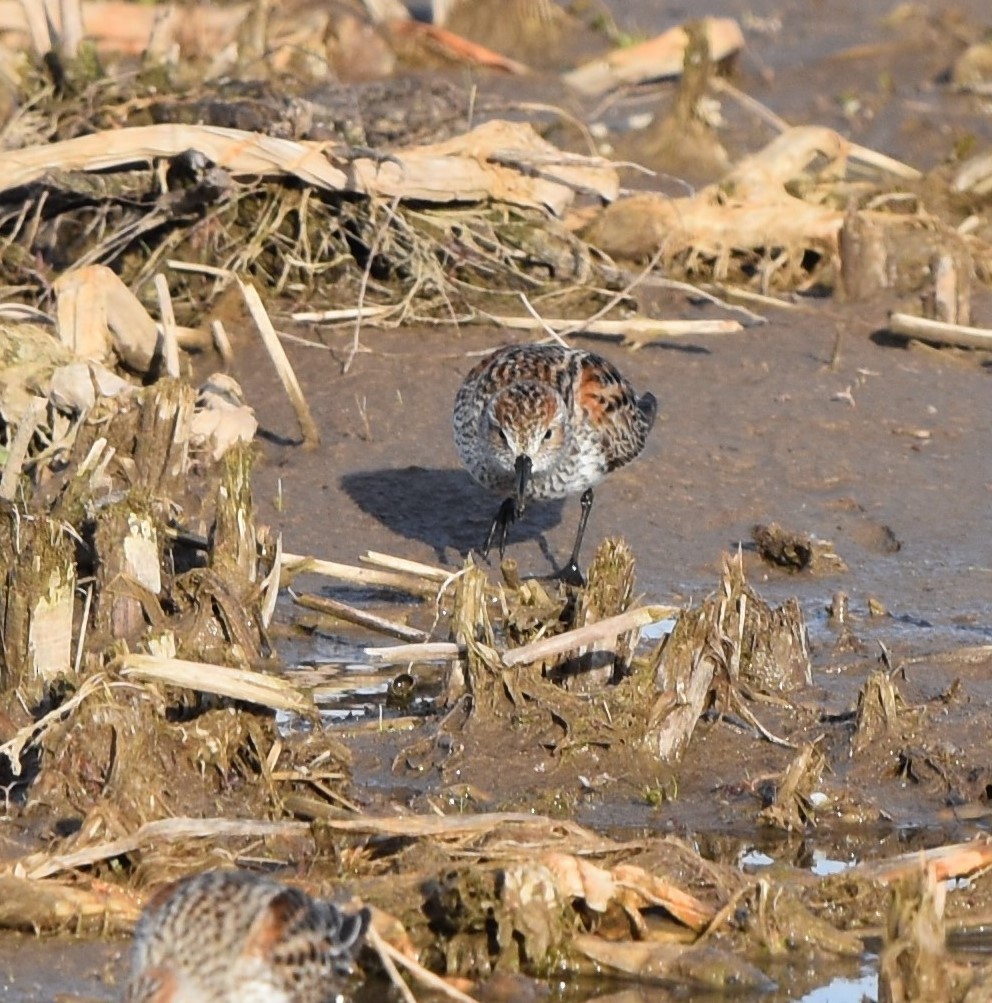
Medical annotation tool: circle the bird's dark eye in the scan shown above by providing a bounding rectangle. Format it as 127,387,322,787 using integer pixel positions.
499,428,510,445
544,428,553,440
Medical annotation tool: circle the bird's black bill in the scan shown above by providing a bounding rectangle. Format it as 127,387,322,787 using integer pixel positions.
514,454,532,511
480,455,530,562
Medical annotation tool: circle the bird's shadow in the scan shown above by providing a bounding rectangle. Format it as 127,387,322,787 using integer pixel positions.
340,466,568,566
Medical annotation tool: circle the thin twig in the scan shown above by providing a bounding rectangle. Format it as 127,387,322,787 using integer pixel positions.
364,641,463,665
211,319,234,366
153,273,181,377
503,605,680,667
238,280,321,447
281,553,439,599
728,690,795,749
372,929,482,1003
167,259,234,279
260,532,281,630
695,883,756,944
518,294,568,345
18,0,52,55
488,315,742,341
73,582,93,675
119,654,312,714
559,247,665,340
291,306,394,323
0,674,108,776
849,142,921,181
888,313,992,350
646,276,770,324
508,101,600,156
59,0,84,58
292,590,429,643
361,551,451,582
700,283,804,314
365,925,419,1003
344,196,401,374
0,395,45,500
710,77,789,133
18,817,310,880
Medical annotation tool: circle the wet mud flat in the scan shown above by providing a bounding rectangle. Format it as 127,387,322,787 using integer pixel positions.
0,0,989,1000
256,318,991,1003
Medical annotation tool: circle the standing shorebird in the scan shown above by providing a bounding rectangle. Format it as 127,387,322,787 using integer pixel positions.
123,870,370,1003
453,343,657,584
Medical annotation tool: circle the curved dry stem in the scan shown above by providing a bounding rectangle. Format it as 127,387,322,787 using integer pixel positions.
367,924,482,1003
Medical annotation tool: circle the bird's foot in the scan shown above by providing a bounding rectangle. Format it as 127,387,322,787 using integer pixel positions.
482,497,521,560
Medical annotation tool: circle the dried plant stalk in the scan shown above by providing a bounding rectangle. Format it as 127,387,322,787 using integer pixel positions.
0,507,77,695
888,313,992,350
119,654,312,714
238,280,321,448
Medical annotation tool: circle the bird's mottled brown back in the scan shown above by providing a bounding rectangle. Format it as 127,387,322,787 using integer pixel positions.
569,351,656,470
124,870,370,1003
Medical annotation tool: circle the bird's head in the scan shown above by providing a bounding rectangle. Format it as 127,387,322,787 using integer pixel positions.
485,382,568,504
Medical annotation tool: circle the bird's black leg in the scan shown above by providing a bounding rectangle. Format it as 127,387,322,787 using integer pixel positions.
559,488,594,586
482,497,518,560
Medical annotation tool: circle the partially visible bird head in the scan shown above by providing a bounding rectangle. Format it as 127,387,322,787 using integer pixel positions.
485,382,568,501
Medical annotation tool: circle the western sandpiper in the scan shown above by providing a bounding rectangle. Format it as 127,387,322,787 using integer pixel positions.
453,343,656,584
123,869,370,1003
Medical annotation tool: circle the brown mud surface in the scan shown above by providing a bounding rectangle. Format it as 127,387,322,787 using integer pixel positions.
255,3,990,998
249,3,991,997
1,0,991,1001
